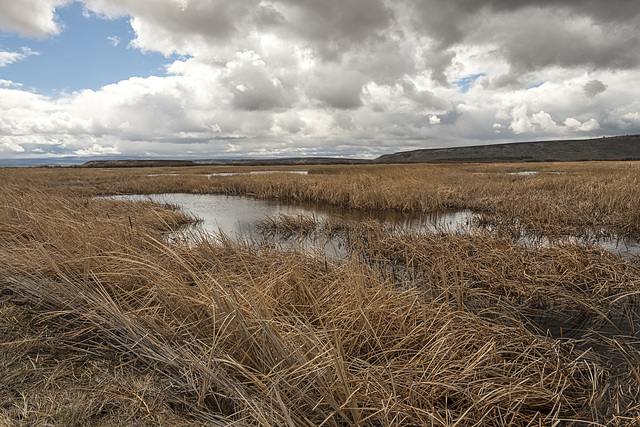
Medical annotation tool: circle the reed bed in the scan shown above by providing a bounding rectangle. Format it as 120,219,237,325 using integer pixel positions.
1,179,640,425
254,214,640,341
3,163,640,424
2,161,640,240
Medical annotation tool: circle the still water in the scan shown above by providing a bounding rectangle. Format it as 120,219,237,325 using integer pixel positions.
114,193,475,238
113,193,640,260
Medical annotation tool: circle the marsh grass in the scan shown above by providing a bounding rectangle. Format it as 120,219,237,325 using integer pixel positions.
254,213,322,239
1,163,640,425
3,161,640,240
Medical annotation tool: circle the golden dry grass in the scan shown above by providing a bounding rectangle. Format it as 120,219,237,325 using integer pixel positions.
1,162,640,425
2,161,640,239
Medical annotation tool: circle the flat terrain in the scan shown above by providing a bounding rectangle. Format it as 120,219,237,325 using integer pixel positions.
1,162,639,425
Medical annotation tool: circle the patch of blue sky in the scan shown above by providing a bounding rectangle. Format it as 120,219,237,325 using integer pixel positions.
453,73,487,93
0,1,178,96
526,81,545,89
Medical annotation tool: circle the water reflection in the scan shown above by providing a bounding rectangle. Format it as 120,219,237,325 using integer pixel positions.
113,193,474,239
205,171,309,178
112,193,640,261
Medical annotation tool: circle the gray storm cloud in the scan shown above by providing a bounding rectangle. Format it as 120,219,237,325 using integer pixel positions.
225,54,295,111
583,80,607,97
275,0,394,60
401,80,452,112
306,67,367,110
409,0,640,75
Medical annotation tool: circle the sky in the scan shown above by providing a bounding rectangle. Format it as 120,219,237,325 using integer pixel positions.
1,0,640,161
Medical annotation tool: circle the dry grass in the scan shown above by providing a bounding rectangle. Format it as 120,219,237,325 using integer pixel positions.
2,161,640,239
0,294,203,426
1,163,640,425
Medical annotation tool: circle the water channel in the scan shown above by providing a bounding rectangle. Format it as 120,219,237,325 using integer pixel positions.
113,193,476,258
113,193,640,261
132,192,471,237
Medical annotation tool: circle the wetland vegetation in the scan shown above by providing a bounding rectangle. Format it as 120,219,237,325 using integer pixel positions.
1,162,639,425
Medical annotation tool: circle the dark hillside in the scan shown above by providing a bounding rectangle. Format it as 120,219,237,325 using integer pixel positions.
376,135,640,163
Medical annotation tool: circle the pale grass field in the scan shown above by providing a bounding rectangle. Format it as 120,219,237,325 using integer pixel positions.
1,162,639,425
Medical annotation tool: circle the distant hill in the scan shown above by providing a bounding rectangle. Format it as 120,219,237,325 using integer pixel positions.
375,135,640,163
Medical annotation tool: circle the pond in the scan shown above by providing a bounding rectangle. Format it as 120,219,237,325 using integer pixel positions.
113,193,476,257
112,193,640,260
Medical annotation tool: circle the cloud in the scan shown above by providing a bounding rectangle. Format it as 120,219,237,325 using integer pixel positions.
0,80,22,88
274,0,394,60
0,0,68,37
106,35,121,46
0,141,26,153
530,110,560,132
274,111,306,134
401,80,452,112
1,0,640,159
0,51,24,68
619,112,640,126
306,66,366,110
480,73,522,90
0,47,39,67
564,117,600,131
73,143,120,155
583,79,607,97
509,106,561,134
407,1,640,75
225,51,295,111
424,48,457,86
509,105,535,134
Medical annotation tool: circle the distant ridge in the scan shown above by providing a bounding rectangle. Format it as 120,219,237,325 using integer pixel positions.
375,135,640,163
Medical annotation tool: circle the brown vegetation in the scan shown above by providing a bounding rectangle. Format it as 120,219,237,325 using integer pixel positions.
4,161,640,239
1,162,640,425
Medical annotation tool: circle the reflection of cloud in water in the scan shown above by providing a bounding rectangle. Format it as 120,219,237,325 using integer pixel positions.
205,171,309,178
113,193,473,239
146,171,309,178
111,193,640,261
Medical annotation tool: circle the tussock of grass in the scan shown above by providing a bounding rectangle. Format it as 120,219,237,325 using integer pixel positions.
254,213,321,239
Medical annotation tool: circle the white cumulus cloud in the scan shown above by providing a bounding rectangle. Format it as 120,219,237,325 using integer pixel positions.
0,0,639,159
